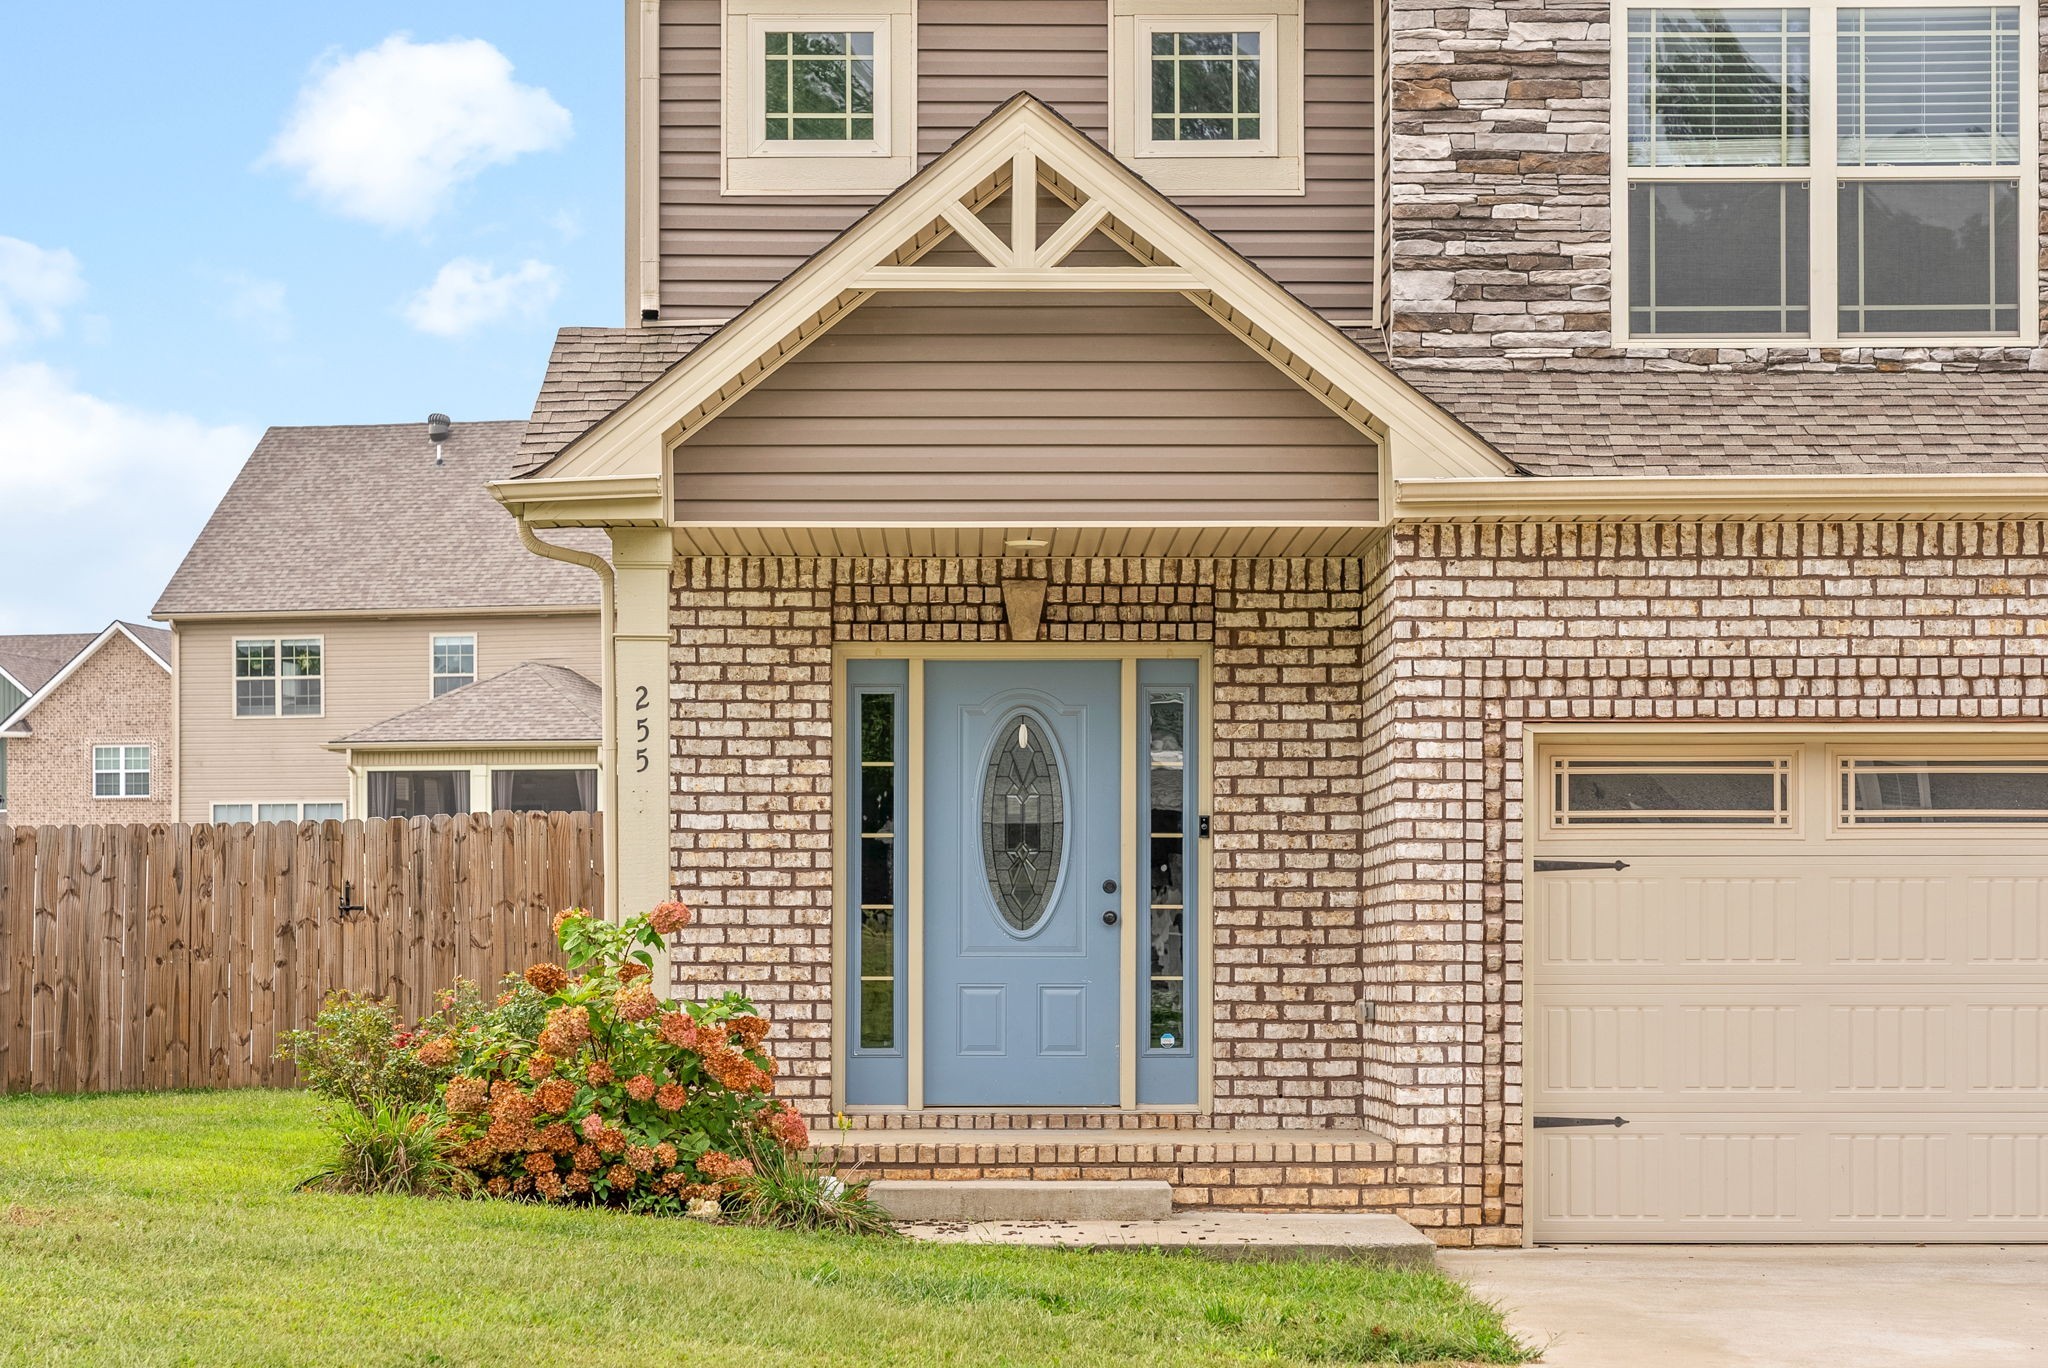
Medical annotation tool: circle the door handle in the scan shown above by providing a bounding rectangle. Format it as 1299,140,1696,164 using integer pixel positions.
1101,910,1118,926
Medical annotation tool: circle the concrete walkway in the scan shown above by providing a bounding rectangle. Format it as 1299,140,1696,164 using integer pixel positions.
1441,1245,2048,1368
900,1212,1436,1264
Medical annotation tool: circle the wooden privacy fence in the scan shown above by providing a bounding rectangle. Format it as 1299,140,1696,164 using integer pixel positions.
0,812,604,1095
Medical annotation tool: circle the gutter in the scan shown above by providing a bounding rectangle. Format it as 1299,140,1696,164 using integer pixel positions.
1394,472,2048,520
514,522,620,918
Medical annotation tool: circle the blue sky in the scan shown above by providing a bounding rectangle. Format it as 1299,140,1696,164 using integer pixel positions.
0,5,623,633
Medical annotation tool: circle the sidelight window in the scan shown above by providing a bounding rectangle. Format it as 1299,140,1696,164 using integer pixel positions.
1145,693,1191,1052
856,690,900,1050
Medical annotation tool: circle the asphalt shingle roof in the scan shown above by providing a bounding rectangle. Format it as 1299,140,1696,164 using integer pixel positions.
154,421,606,617
0,633,99,694
516,324,721,475
1403,370,2048,476
333,662,601,747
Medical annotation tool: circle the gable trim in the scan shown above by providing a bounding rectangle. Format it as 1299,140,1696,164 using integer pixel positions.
520,94,1512,500
0,622,170,737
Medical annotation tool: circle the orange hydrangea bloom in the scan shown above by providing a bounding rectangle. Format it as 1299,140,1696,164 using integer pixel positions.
571,1144,603,1173
614,985,659,1022
535,1172,565,1201
526,1051,557,1081
563,1171,592,1196
537,1122,577,1153
585,1059,615,1086
649,900,693,935
523,1151,558,1177
607,1163,638,1191
596,1126,627,1156
551,907,591,937
444,1076,487,1115
697,1151,755,1184
617,962,650,984
625,1145,659,1174
533,1078,576,1115
655,1141,678,1169
656,1012,703,1049
523,962,569,995
414,1036,458,1068
485,1176,512,1198
765,1101,810,1152
655,1083,687,1111
625,1073,656,1102
731,1015,771,1049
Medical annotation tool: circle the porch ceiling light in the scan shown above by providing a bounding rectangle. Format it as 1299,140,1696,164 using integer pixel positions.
1003,537,1050,550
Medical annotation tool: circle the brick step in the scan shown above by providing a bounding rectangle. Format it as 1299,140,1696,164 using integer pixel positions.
869,1179,1173,1222
814,1126,1399,1212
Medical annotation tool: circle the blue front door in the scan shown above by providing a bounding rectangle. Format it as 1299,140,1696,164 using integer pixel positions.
925,660,1121,1105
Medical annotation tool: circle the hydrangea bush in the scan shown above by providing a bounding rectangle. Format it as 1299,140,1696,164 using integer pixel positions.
421,902,811,1210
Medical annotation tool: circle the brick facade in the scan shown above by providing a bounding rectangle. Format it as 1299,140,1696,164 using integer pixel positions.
1386,0,2048,372
662,528,2048,1242
2,633,173,826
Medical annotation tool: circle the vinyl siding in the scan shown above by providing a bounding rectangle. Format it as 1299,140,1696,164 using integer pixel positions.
172,615,601,823
657,0,1375,318
672,287,1378,523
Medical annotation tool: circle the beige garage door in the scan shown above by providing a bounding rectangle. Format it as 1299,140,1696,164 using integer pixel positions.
1529,736,2048,1243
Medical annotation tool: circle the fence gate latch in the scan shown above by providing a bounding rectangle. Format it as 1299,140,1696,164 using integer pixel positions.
337,881,365,918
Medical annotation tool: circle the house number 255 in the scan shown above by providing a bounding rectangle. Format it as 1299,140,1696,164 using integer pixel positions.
634,684,651,773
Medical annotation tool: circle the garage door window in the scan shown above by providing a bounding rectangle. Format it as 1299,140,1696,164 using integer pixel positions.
1551,757,1792,827
1840,756,2048,825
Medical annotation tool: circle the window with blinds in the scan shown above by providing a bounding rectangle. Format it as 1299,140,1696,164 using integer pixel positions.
1619,2,2031,345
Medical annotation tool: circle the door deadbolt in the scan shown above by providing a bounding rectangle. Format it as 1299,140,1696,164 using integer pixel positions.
1101,910,1118,926
1102,878,1117,894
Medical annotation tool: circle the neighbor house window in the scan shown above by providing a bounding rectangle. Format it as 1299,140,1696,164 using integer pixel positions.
1620,3,2032,343
211,801,346,824
1116,4,1303,192
723,1,914,194
489,769,598,813
234,638,322,717
367,770,469,820
92,745,151,799
430,634,477,697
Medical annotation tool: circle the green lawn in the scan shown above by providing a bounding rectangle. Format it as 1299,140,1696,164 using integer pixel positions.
0,1091,1528,1367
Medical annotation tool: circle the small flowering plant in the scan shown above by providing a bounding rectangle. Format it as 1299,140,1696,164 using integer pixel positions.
424,902,817,1211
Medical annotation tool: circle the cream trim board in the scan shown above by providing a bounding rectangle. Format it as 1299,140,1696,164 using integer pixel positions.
1112,2,1305,194
524,95,1510,489
721,0,916,196
904,658,926,1111
1610,0,2040,349
629,0,661,320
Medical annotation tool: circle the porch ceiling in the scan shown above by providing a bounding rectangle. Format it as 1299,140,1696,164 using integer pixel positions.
669,524,1377,558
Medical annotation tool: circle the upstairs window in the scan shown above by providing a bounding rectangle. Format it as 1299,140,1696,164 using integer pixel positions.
430,634,477,697
92,745,151,799
235,638,322,717
1619,2,2034,345
1146,30,1268,148
723,1,914,195
762,31,875,143
1115,4,1304,194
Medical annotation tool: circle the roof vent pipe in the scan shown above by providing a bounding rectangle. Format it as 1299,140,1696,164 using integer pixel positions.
427,412,452,465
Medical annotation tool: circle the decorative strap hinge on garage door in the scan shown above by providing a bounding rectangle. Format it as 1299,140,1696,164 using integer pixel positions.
1533,1116,1631,1129
1532,859,1630,872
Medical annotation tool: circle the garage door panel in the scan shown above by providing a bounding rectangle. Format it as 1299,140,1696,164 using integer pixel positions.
1967,876,2048,962
1532,735,2048,1241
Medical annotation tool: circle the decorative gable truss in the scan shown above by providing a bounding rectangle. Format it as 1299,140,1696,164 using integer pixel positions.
496,95,1511,533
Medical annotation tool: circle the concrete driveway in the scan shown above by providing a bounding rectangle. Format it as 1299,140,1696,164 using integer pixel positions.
1440,1246,2048,1368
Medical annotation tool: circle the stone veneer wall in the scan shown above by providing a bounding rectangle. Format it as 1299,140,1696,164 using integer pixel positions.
1385,0,2048,372
1367,518,2048,1241
2,633,172,826
666,556,1373,1123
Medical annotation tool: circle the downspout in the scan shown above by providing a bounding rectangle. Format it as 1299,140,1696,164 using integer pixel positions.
516,520,620,919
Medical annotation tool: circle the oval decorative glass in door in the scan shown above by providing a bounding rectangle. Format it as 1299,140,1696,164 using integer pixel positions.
979,712,1066,933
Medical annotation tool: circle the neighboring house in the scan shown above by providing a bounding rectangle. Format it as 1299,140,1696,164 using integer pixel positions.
152,420,605,824
0,624,172,825
494,1,2046,1249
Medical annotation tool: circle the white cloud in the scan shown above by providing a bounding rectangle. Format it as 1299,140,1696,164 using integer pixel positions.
263,35,571,230
403,257,559,337
0,237,85,346
0,362,255,631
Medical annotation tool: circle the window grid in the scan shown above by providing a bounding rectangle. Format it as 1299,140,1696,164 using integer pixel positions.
1617,1,2034,346
92,745,151,799
1839,756,2048,824
1149,30,1263,142
762,30,876,142
234,638,323,717
1551,757,1795,827
431,634,477,698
